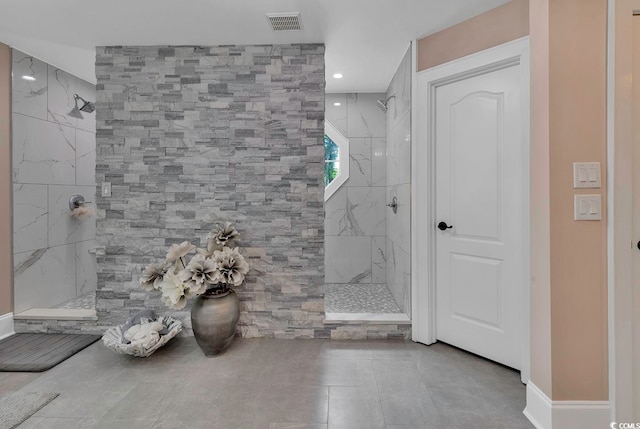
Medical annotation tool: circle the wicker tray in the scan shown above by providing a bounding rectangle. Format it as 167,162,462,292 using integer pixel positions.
102,316,182,357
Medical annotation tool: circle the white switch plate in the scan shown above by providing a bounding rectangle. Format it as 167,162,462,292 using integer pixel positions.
574,194,601,220
573,162,601,188
101,182,112,197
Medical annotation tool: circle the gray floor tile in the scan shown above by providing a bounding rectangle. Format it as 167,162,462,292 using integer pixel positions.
427,387,489,414
270,424,328,429
156,383,222,421
15,417,45,429
17,417,97,429
33,387,132,419
91,419,156,429
151,420,222,429
328,386,385,429
217,384,329,425
7,337,532,429
372,360,439,425
101,382,177,421
330,341,373,360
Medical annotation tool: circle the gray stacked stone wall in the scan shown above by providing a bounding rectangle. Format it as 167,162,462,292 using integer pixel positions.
94,45,326,338
93,44,411,340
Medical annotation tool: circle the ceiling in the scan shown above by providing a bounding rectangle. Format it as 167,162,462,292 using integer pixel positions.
0,0,509,93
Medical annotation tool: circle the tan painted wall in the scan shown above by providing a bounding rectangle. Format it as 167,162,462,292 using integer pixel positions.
417,0,608,401
529,0,553,397
0,43,11,315
417,0,529,72
530,0,609,401
547,0,608,401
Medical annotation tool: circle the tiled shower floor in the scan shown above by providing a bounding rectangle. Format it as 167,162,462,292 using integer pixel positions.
325,284,403,313
56,288,401,314
54,292,96,310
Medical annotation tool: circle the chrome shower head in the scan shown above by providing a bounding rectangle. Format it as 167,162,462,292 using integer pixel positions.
79,99,95,113
68,105,84,119
376,94,396,112
69,94,95,118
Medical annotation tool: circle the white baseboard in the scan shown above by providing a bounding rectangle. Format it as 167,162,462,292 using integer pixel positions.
0,312,15,340
524,382,611,429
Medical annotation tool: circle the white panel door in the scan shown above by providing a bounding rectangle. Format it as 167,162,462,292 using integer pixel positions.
632,16,640,419
435,64,523,369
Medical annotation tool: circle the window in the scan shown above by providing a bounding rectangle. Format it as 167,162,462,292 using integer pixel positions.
324,135,339,187
324,121,349,201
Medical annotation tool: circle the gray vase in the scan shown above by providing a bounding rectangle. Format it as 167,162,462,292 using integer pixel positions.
190,289,240,357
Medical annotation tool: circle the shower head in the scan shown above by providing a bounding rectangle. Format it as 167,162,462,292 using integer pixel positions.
79,100,95,113
68,105,84,119
69,94,95,118
376,94,396,113
75,94,95,113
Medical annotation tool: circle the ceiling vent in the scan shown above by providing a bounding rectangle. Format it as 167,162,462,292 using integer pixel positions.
266,12,303,31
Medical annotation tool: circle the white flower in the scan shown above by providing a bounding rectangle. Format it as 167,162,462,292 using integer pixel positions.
165,241,196,264
211,246,249,287
208,222,240,246
196,238,218,259
160,272,195,310
139,262,171,291
178,255,217,295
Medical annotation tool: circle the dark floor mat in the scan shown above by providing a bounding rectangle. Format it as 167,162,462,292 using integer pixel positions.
0,333,100,372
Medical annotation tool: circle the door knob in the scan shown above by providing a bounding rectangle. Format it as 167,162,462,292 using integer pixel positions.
437,221,453,231
637,241,640,251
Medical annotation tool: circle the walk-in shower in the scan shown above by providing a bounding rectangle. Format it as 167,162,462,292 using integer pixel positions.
11,50,98,317
323,46,412,321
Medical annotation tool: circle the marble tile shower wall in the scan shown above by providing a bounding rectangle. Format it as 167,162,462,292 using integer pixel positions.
324,93,387,289
385,47,412,316
12,50,97,313
94,45,327,339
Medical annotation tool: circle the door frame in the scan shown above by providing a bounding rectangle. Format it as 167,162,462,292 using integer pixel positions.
608,0,639,420
412,37,531,381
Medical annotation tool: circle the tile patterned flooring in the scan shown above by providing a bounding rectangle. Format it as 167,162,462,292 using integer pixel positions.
325,284,402,313
54,292,96,310
3,337,534,428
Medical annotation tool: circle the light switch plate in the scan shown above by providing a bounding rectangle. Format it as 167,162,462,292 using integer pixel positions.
573,162,601,188
101,182,112,197
574,194,601,220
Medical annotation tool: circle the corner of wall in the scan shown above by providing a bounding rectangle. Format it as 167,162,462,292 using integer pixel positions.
524,382,612,429
0,42,12,316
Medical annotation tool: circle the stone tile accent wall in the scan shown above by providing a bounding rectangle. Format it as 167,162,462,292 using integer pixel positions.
94,45,327,338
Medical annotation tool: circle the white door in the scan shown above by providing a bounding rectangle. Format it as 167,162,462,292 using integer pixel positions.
632,15,640,419
434,63,524,369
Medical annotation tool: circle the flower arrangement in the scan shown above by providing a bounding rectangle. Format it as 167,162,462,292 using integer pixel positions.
139,222,249,310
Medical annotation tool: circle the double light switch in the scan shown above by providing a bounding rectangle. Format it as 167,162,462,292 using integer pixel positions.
573,162,601,221
573,162,601,188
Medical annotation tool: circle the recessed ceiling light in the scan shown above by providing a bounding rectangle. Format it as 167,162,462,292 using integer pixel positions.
333,102,341,106
22,75,36,81
332,73,343,79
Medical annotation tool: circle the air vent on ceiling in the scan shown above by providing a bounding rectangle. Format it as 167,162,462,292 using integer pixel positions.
266,12,303,31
